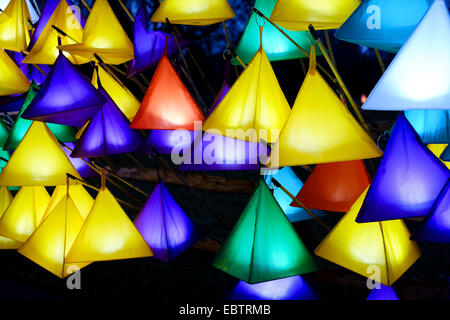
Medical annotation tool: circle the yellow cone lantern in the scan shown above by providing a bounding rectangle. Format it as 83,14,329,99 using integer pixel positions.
66,187,153,263
0,121,81,186
0,49,30,96
0,0,30,52
58,0,134,65
0,186,50,242
315,188,421,286
0,186,22,249
151,0,235,26
269,46,381,167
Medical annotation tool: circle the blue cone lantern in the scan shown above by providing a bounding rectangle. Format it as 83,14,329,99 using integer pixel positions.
367,284,400,300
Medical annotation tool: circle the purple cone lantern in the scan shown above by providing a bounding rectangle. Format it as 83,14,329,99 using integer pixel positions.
141,129,199,155
21,53,107,127
134,181,201,262
366,284,399,300
356,114,450,223
62,142,97,178
71,86,144,158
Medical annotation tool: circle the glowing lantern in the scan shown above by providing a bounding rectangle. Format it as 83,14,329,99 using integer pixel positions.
234,0,320,64
362,0,450,110
356,114,450,223
0,186,50,242
4,83,77,151
151,0,235,26
130,54,205,131
270,0,360,31
269,47,381,167
335,0,433,53
58,0,134,65
0,0,30,52
71,87,144,158
18,192,92,278
367,284,400,300
62,142,97,179
23,0,87,65
66,187,153,263
405,110,450,144
213,181,317,284
315,188,421,286
134,181,200,262
21,53,107,127
0,49,30,96
0,121,81,186
264,167,325,222
292,160,371,212
428,144,450,169
0,186,21,249
229,275,318,300
203,35,291,143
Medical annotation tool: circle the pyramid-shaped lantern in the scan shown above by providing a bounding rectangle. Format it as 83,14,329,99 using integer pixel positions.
356,114,450,223
428,144,450,169
204,28,291,143
234,0,320,64
66,187,153,263
269,47,382,167
291,160,371,212
134,181,201,262
229,275,318,300
0,186,50,242
71,85,144,158
213,180,317,284
335,0,433,53
130,51,205,131
0,49,30,96
366,284,400,300
0,186,22,249
58,0,134,65
4,83,77,151
411,179,450,243
151,0,235,26
0,121,81,186
270,0,360,31
363,0,450,110
315,188,421,286
23,0,88,65
264,167,326,222
21,53,107,127
0,0,30,52
405,109,450,144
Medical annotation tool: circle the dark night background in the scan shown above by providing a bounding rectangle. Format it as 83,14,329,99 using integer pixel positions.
0,0,449,302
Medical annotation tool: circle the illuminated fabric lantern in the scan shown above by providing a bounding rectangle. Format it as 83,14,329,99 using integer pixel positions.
264,167,325,222
18,191,92,278
203,35,291,143
234,0,320,64
0,0,30,52
58,0,134,65
362,0,450,110
0,186,21,249
442,145,450,161
0,121,81,186
428,144,450,169
315,188,421,286
130,54,205,131
62,142,97,178
65,187,153,263
127,5,189,77
71,87,144,158
23,0,88,65
134,181,201,262
213,181,317,283
229,275,318,300
405,110,450,144
269,47,381,167
0,49,30,96
4,83,77,151
291,160,371,212
151,0,235,26
335,0,432,53
179,132,267,171
27,0,64,50
21,53,107,127
0,186,50,242
356,114,450,223
0,0,39,24
367,284,400,300
270,0,360,31
91,66,140,121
